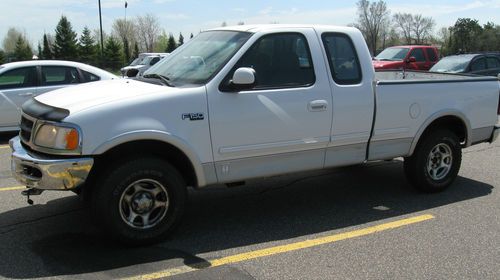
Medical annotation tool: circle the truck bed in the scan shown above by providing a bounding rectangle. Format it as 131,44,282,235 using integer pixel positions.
368,70,499,161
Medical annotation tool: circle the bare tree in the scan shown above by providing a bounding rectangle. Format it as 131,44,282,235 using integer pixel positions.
112,19,136,44
3,27,26,53
393,13,435,45
136,14,161,52
354,0,390,55
412,14,435,44
393,13,413,44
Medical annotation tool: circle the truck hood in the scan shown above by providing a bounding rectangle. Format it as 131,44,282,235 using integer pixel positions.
35,79,165,114
372,60,404,69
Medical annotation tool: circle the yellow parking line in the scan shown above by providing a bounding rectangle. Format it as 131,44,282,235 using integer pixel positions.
0,186,25,192
126,214,435,280
0,145,10,149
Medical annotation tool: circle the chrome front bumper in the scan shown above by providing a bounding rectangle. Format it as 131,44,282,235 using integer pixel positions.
10,136,93,190
491,124,500,143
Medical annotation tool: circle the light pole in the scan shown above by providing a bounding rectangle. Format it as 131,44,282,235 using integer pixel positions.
98,0,104,65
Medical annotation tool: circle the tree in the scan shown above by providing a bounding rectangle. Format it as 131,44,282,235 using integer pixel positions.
37,43,42,58
155,30,169,52
412,14,435,44
221,21,227,27
112,18,136,43
104,36,122,70
178,33,184,46
393,13,413,44
133,41,139,59
123,38,131,64
478,22,500,51
112,18,135,63
42,34,53,60
2,27,24,54
190,33,194,39
354,0,390,55
448,18,482,53
13,35,32,61
79,26,97,64
0,49,5,64
53,15,78,60
165,33,177,53
136,14,161,52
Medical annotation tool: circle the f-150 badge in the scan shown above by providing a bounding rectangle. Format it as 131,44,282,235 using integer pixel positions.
182,113,204,121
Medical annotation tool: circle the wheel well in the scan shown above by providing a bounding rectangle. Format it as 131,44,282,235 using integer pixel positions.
90,140,197,189
420,116,467,145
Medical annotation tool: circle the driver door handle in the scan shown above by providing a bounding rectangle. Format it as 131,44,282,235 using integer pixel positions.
308,100,328,112
18,92,34,97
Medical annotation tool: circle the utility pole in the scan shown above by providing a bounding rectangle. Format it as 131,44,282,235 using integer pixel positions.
98,0,104,65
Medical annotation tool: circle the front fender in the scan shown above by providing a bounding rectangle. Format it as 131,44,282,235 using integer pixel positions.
92,130,211,187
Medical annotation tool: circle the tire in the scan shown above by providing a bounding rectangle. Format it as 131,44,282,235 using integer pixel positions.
90,157,186,245
404,129,462,193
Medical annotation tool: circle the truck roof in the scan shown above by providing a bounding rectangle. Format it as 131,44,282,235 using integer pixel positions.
209,24,360,34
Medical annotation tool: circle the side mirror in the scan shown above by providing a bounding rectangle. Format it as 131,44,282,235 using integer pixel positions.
126,68,139,77
406,57,417,63
230,67,256,90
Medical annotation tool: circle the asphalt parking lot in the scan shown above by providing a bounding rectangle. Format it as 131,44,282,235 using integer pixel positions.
0,132,499,280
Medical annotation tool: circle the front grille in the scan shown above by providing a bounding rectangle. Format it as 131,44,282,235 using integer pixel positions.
20,116,34,143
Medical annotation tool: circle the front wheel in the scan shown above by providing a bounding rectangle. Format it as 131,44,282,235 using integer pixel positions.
404,130,462,193
91,157,186,245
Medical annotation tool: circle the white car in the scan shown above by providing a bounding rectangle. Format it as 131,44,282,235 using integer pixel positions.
0,60,117,131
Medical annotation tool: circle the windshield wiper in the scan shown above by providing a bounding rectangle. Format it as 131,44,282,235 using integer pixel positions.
143,73,175,87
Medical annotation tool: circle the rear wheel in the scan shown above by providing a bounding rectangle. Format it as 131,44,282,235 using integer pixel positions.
404,130,462,193
91,157,186,245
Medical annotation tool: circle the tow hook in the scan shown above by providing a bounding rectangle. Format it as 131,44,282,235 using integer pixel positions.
21,188,44,205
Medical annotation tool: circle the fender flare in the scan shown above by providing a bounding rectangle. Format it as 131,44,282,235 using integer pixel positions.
408,110,472,156
92,130,209,187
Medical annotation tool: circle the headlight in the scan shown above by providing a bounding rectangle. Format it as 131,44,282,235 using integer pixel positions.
34,124,80,150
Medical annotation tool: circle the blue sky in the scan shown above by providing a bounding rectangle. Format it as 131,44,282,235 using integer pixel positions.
1,0,499,47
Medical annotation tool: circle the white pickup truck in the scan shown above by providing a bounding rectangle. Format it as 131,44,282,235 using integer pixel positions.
10,25,500,244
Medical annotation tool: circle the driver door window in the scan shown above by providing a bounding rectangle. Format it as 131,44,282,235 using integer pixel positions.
224,33,315,90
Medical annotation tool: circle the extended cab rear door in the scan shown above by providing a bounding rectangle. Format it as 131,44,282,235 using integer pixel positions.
319,31,375,167
207,28,333,182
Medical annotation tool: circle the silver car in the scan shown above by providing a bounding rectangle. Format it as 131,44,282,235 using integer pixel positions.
0,60,117,132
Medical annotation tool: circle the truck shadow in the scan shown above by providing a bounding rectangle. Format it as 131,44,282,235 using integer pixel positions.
0,132,17,145
0,160,494,278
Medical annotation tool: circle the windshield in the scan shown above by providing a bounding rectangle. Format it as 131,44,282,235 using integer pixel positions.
129,57,142,66
430,56,472,73
140,56,155,65
145,31,252,86
375,48,410,61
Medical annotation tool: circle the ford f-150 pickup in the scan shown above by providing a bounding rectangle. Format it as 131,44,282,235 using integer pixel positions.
10,25,500,244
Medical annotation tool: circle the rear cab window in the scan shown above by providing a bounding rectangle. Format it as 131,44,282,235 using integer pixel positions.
321,33,362,85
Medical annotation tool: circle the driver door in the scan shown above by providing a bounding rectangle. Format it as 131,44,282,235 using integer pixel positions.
207,29,333,182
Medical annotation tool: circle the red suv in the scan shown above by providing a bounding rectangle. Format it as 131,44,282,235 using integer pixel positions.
373,45,439,71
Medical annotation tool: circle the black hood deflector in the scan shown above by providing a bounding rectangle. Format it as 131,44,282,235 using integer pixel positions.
22,98,70,122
